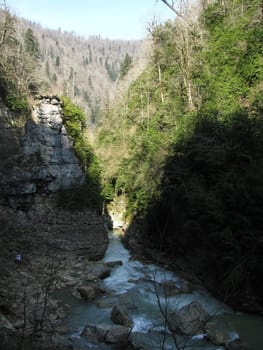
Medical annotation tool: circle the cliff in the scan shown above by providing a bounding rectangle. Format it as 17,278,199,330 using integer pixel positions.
0,94,108,287
0,95,83,200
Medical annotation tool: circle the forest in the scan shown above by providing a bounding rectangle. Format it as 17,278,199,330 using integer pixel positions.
97,0,263,311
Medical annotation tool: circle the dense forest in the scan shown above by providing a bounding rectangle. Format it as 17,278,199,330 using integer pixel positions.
97,0,263,312
0,6,147,124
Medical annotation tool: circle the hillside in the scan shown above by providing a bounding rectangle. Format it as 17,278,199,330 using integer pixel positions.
1,7,149,125
96,0,263,313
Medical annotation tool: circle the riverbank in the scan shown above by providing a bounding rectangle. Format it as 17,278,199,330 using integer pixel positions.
122,221,263,317
0,197,109,350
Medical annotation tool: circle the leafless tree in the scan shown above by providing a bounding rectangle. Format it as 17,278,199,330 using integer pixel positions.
157,0,204,111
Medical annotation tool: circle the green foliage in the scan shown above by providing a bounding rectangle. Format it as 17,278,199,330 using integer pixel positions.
61,97,103,211
119,53,132,79
55,56,60,67
24,27,41,59
61,96,85,139
97,0,263,310
199,0,263,117
5,93,30,114
105,59,118,81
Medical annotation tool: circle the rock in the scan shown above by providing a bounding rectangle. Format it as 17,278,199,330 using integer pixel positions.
161,281,182,296
105,260,123,268
81,323,109,342
1,96,84,196
206,319,239,345
0,314,14,331
111,304,133,327
168,301,210,335
85,262,112,281
81,323,131,346
77,285,105,300
180,280,193,294
226,338,252,350
105,325,131,345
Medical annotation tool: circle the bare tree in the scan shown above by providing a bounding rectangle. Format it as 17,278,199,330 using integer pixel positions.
157,0,204,111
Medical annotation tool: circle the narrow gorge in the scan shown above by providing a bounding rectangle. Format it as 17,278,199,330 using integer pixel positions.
1,0,263,349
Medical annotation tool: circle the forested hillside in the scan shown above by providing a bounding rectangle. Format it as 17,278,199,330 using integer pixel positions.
96,0,263,312
0,6,147,125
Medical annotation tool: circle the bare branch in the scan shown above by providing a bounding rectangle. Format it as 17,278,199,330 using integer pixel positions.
160,0,191,25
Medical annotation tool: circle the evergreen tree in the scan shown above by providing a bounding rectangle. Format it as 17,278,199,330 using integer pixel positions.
24,27,40,59
119,53,132,78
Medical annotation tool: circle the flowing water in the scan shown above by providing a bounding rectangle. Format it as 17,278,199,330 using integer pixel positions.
57,231,263,349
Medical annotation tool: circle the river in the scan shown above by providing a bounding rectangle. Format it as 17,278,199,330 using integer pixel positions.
56,230,263,349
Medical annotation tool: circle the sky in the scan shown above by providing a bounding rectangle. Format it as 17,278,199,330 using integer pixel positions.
6,0,176,40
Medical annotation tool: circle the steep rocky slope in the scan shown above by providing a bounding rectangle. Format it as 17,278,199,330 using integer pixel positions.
0,96,108,348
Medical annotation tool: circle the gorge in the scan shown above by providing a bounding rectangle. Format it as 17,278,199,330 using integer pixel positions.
1,0,263,349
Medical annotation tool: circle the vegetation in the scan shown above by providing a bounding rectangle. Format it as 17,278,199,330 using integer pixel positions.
0,8,41,114
119,53,133,78
97,0,263,310
59,97,103,211
1,0,263,312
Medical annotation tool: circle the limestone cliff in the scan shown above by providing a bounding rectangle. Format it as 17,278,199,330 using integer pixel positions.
0,95,83,201
0,95,108,259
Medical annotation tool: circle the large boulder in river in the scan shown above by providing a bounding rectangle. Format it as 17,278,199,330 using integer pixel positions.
85,262,112,281
206,318,239,345
105,325,131,345
111,304,133,327
77,285,105,300
168,301,210,335
81,323,131,346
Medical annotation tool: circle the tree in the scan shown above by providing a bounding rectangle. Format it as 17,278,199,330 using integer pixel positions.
119,53,132,78
158,0,204,110
55,55,60,67
24,28,40,59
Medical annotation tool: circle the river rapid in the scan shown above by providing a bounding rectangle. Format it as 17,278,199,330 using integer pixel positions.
56,231,263,350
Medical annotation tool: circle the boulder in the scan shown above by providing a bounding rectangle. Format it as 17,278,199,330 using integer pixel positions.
81,324,109,342
168,301,210,335
76,285,105,300
105,325,131,344
85,262,111,281
105,260,123,268
206,319,239,345
226,339,252,350
111,304,133,327
81,324,131,346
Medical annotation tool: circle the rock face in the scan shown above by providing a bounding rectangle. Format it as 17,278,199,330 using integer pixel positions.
0,95,83,198
0,96,109,349
0,95,108,260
